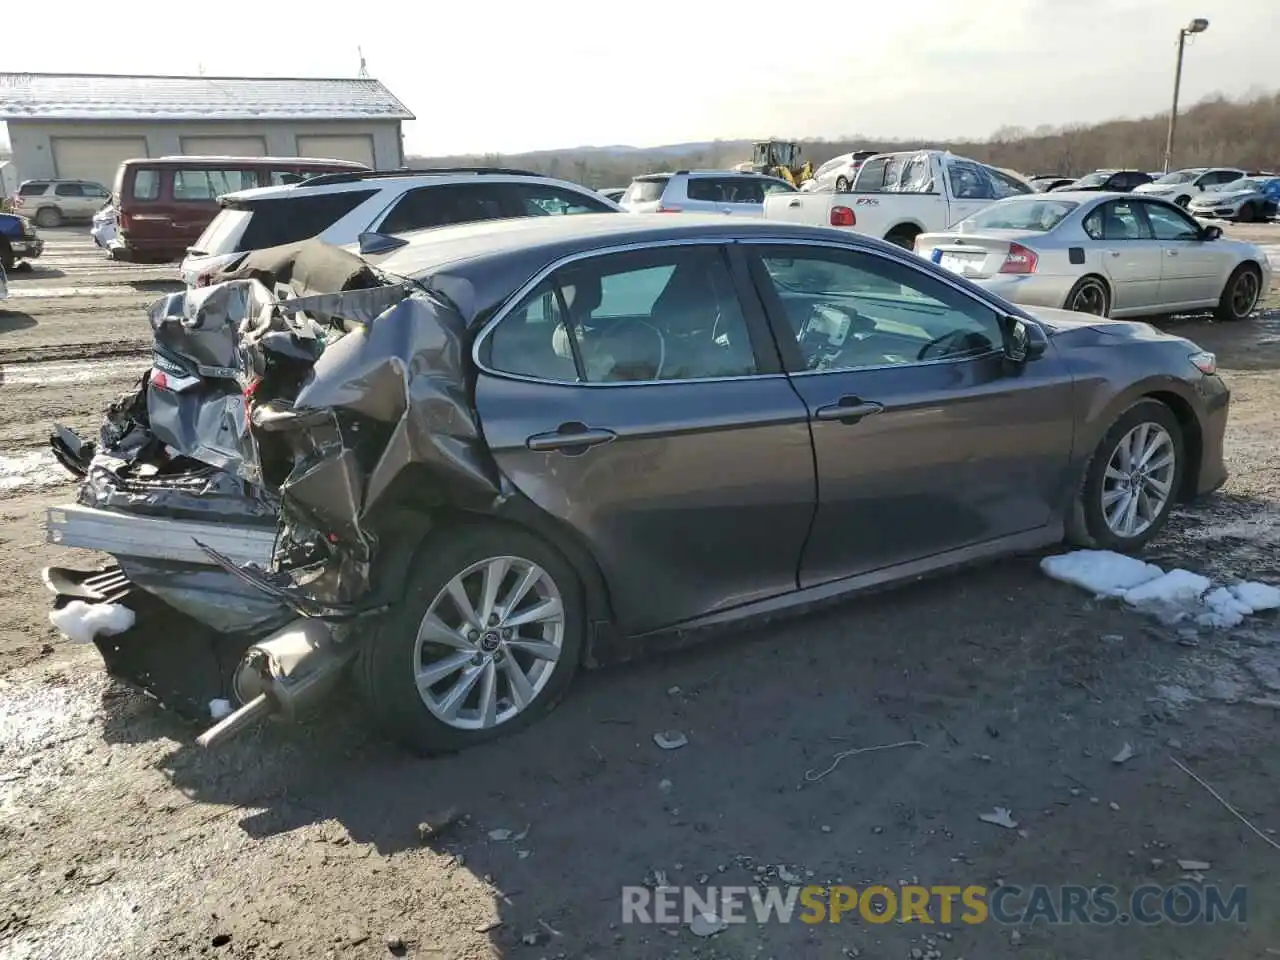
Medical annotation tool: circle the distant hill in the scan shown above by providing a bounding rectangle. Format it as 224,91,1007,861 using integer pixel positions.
407,90,1280,187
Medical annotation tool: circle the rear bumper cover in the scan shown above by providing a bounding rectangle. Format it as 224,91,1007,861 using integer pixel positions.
9,238,43,260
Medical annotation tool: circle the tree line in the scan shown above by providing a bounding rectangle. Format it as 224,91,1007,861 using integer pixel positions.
408,89,1280,187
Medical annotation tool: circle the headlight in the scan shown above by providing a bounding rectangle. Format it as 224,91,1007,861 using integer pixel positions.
1189,351,1217,375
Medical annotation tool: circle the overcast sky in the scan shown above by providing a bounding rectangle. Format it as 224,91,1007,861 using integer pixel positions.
2,0,1270,155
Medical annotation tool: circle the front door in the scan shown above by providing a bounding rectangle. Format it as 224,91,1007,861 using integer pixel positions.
742,242,1076,588
1083,199,1164,313
473,242,817,634
1136,199,1232,306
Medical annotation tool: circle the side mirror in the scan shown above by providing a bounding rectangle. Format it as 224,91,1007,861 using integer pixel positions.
1200,224,1223,241
1004,316,1047,363
357,231,408,256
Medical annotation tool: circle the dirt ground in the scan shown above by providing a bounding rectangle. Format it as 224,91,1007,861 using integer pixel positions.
2,227,1280,960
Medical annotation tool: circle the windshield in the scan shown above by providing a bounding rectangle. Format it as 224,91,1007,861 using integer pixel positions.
956,198,1078,232
1073,172,1110,188
1211,177,1260,193
1151,170,1198,185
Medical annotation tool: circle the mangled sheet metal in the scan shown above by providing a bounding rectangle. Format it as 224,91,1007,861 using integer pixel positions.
53,238,505,626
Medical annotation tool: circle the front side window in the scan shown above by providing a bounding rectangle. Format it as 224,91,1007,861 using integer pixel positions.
172,168,258,201
486,246,759,384
1141,201,1201,241
754,246,1005,373
54,183,84,197
1082,201,1150,241
504,183,615,217
947,162,993,200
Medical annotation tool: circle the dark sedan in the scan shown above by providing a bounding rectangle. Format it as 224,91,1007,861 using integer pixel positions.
45,215,1230,755
1051,169,1155,193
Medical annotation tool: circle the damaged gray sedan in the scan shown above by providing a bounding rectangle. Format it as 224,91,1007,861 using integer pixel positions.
44,215,1230,754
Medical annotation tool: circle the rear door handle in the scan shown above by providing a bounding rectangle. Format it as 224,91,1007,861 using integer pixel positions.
814,397,885,423
1108,250,1121,257
526,422,617,453
1167,249,1179,256
788,199,802,207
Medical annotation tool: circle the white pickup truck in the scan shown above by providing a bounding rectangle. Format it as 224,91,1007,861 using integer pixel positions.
761,149,1035,249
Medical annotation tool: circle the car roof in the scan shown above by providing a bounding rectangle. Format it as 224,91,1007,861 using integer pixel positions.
120,156,367,169
219,171,600,204
367,214,889,322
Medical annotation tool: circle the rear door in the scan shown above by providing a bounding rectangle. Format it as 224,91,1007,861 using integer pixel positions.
53,182,92,220
1081,199,1163,311
742,241,1076,587
472,243,816,634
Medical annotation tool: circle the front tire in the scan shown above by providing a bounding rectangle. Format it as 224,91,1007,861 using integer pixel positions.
1216,264,1261,321
1067,400,1184,552
357,521,584,755
1236,202,1257,223
1064,276,1111,317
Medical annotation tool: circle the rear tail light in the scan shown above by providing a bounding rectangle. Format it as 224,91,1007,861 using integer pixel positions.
999,242,1038,274
830,206,856,227
1189,351,1217,374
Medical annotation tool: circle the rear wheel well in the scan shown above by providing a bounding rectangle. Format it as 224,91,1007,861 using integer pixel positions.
1144,390,1202,500
376,503,617,668
884,224,921,248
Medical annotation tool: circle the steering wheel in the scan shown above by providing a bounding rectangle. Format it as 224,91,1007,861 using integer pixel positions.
916,329,980,361
594,319,667,380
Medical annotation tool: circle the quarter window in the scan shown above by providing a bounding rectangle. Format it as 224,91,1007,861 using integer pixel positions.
504,183,615,216
753,246,1005,373
487,247,760,384
131,169,161,201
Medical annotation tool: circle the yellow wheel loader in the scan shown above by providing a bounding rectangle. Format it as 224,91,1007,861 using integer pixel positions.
734,140,814,187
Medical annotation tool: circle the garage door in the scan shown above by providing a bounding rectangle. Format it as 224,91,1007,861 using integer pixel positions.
180,136,267,157
51,137,148,189
296,135,376,168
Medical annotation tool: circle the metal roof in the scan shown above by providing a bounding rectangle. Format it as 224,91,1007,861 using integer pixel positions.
0,73,414,122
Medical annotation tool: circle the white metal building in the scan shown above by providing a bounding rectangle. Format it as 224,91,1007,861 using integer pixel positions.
0,73,415,188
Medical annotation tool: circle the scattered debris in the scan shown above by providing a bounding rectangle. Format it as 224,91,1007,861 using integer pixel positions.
667,685,682,696
384,933,406,953
537,919,562,938
658,778,673,793
979,807,1018,829
488,828,514,842
821,824,832,833
972,753,993,763
1109,802,1121,812
1010,929,1022,945
1170,755,1280,853
521,930,549,947
777,866,802,884
417,810,462,843
804,739,927,783
475,920,502,934
653,730,689,751
1177,859,1211,871
1112,742,1135,764
517,850,531,860
208,699,233,721
689,912,727,937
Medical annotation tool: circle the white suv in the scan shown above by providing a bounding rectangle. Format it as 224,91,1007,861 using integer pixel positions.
619,170,796,217
180,168,622,287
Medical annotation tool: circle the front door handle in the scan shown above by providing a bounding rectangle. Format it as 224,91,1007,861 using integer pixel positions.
814,397,885,423
1166,249,1179,256
1108,250,1121,257
526,422,617,453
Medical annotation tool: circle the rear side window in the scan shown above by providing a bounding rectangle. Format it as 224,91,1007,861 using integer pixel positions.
687,178,765,203
19,183,48,196
173,169,259,201
235,189,377,250
131,169,161,201
622,177,669,204
378,183,508,233
504,183,615,216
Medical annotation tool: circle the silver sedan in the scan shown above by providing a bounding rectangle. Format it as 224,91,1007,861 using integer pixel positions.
914,191,1272,320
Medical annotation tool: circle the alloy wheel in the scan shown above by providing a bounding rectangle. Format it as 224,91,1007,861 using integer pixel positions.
1230,270,1260,318
412,556,565,731
1071,281,1107,315
1101,422,1176,538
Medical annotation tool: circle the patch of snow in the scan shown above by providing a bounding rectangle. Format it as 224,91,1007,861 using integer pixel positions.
208,699,233,721
0,450,71,491
1043,551,1280,631
1039,550,1163,597
48,601,135,645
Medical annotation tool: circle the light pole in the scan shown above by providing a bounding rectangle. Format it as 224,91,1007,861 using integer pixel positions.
1163,17,1209,173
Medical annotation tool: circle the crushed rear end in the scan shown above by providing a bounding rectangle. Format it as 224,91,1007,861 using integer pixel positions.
43,239,505,745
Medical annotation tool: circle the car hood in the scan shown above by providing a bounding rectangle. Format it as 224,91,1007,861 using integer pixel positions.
1020,306,1174,341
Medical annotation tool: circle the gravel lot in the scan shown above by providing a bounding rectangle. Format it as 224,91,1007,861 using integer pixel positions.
2,226,1280,960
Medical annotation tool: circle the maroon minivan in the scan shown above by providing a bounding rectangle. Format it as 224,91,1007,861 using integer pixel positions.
112,156,369,262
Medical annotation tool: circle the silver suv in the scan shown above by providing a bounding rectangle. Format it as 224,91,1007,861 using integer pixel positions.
620,170,796,216
13,180,112,227
180,167,621,287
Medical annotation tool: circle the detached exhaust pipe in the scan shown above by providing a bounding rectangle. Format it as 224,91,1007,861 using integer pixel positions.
196,618,354,749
